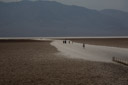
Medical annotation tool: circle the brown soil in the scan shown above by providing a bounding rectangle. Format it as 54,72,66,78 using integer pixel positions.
0,40,128,85
70,38,128,48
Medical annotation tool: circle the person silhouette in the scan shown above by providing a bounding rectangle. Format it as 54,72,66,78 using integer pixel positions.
83,43,85,48
65,40,67,44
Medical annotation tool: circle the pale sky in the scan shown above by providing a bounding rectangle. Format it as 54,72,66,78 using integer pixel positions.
0,0,128,12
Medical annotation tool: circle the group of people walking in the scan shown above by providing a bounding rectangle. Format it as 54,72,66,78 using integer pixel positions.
63,40,67,44
63,40,85,48
63,40,72,44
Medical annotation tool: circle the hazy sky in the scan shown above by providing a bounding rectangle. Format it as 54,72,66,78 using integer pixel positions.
0,0,128,12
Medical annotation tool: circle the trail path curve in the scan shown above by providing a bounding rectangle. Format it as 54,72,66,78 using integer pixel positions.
51,40,128,63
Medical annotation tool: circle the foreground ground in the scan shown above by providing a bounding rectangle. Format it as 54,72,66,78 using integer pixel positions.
0,40,128,85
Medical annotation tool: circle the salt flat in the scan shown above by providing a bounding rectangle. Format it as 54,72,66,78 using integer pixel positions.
51,40,128,63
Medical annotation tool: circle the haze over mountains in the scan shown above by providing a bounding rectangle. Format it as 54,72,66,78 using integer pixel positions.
0,0,128,37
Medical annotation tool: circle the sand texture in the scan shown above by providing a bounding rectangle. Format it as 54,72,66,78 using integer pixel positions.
0,40,128,85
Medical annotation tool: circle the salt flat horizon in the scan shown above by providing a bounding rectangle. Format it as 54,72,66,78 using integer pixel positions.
0,36,128,40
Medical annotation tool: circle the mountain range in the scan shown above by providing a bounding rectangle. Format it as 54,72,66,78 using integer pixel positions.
0,0,128,37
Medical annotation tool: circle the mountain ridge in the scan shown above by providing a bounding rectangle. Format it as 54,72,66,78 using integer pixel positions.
0,1,128,37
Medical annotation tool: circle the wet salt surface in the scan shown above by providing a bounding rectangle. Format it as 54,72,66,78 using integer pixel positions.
51,40,128,63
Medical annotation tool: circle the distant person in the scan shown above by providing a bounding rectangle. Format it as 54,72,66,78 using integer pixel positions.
65,40,67,44
63,40,65,44
83,43,85,48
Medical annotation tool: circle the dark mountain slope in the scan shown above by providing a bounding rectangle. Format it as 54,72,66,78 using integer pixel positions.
0,1,128,37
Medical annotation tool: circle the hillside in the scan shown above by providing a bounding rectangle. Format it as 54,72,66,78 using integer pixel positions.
0,1,128,37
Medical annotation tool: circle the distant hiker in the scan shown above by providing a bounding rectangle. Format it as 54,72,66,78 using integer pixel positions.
65,40,67,44
63,40,65,44
83,43,85,48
